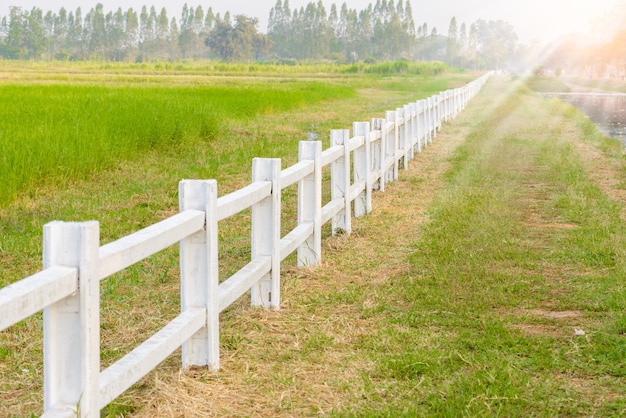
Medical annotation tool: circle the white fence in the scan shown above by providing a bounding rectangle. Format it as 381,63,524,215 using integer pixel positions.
0,73,490,417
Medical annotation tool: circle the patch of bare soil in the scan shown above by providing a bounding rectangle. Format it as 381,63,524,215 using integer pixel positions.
572,140,626,221
510,308,586,339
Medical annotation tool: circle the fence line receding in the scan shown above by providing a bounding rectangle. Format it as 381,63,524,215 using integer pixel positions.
0,73,491,417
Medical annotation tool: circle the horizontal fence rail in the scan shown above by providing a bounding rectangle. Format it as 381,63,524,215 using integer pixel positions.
0,73,491,417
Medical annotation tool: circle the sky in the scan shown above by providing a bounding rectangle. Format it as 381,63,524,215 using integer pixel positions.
2,0,623,44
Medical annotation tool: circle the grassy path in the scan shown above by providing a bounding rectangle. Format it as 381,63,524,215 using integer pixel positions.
125,77,625,416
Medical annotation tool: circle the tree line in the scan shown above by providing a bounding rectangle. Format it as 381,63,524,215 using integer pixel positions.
0,1,519,69
544,29,626,79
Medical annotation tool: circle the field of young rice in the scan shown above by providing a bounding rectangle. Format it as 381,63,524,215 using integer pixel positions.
0,80,355,206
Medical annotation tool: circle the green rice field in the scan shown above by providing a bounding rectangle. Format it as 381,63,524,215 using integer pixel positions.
0,79,354,206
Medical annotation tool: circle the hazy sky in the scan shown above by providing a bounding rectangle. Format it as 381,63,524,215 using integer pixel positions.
2,0,622,43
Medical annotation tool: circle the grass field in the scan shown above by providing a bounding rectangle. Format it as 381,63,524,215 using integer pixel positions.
0,61,477,416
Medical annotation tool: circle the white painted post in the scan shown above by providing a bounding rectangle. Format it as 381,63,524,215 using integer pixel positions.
450,89,455,118
448,90,452,118
385,110,398,182
251,158,281,309
416,100,424,152
423,99,429,145
406,104,415,161
434,94,440,131
440,93,444,127
298,140,322,267
353,122,372,216
428,97,434,143
447,90,453,120
438,93,444,129
460,88,464,114
439,90,448,122
330,129,351,235
396,108,409,170
371,118,386,192
179,180,220,371
43,221,100,417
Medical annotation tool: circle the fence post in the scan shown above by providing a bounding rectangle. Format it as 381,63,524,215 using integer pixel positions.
422,99,427,145
396,107,409,170
406,104,415,162
385,110,398,182
371,118,386,192
251,158,282,309
416,101,423,153
448,90,453,120
353,122,372,216
298,140,322,267
438,92,444,128
330,129,351,235
434,95,440,136
179,179,220,371
43,221,100,417
427,97,434,144
450,89,455,118
439,90,449,122
459,86,467,110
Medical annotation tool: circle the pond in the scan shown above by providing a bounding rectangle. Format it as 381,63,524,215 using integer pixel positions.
543,92,626,146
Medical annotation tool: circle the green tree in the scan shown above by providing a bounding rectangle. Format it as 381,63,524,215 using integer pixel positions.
178,3,197,58
53,8,69,59
154,7,170,59
85,4,106,59
268,0,293,57
402,1,416,37
5,7,48,59
467,22,479,68
5,7,27,58
168,17,179,58
475,19,518,69
43,10,55,57
105,8,126,60
458,22,467,63
125,8,139,58
27,8,48,58
446,17,458,66
205,14,268,62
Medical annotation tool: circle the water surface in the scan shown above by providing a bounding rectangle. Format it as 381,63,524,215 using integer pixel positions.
544,92,626,146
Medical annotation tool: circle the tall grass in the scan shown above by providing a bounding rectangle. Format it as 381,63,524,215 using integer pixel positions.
0,81,354,206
